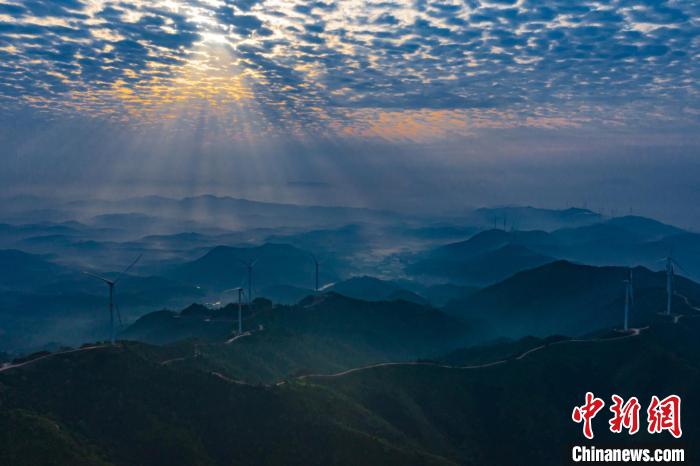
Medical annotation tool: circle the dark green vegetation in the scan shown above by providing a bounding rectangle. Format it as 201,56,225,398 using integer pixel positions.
0,344,450,466
0,409,112,466
2,313,698,465
313,316,700,465
438,334,569,366
123,260,700,384
123,293,470,384
446,260,700,340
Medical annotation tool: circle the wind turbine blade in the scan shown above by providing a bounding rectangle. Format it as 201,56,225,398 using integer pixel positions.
671,259,689,275
114,253,143,284
83,271,113,284
235,258,258,268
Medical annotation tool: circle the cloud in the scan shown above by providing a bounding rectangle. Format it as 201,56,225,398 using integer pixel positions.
0,0,696,139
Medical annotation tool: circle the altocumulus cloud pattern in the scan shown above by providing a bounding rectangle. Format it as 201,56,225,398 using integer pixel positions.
0,0,698,139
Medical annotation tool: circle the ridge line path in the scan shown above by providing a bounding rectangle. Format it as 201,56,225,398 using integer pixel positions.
3,296,698,380
225,330,252,345
294,328,651,382
0,345,108,373
161,356,188,366
210,371,249,385
295,296,700,383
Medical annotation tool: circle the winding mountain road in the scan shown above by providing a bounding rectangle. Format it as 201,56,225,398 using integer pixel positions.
296,327,650,381
294,293,700,382
0,344,108,374
225,330,252,345
3,295,698,385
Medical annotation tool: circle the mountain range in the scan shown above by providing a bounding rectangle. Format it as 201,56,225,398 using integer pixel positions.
2,309,698,465
445,260,700,340
406,216,700,284
122,292,470,384
167,243,338,292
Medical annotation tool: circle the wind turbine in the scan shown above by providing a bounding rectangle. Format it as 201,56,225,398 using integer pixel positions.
84,254,142,345
236,287,244,334
657,251,688,316
665,256,674,315
238,259,257,306
225,287,245,334
223,284,246,335
310,253,320,292
628,268,634,307
623,268,633,331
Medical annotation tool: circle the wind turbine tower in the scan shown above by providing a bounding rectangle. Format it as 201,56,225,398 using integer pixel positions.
311,253,320,292
223,286,245,335
629,268,634,307
236,287,244,335
623,269,633,331
665,256,675,315
84,254,142,345
238,259,257,306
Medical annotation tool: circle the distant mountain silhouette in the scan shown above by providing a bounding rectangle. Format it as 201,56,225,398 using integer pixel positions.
265,223,481,278
606,215,685,240
0,255,204,353
327,276,426,304
473,206,602,230
420,283,479,307
550,216,685,246
409,218,700,284
168,243,339,292
0,249,69,291
547,226,699,280
446,260,700,339
407,234,555,285
258,284,314,305
65,195,406,231
552,222,647,245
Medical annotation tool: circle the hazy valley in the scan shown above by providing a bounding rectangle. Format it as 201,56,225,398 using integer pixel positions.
1,195,699,465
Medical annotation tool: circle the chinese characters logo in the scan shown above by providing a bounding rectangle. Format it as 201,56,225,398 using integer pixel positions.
572,392,682,439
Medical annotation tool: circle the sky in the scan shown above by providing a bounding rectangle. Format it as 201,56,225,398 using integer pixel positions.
0,0,698,226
